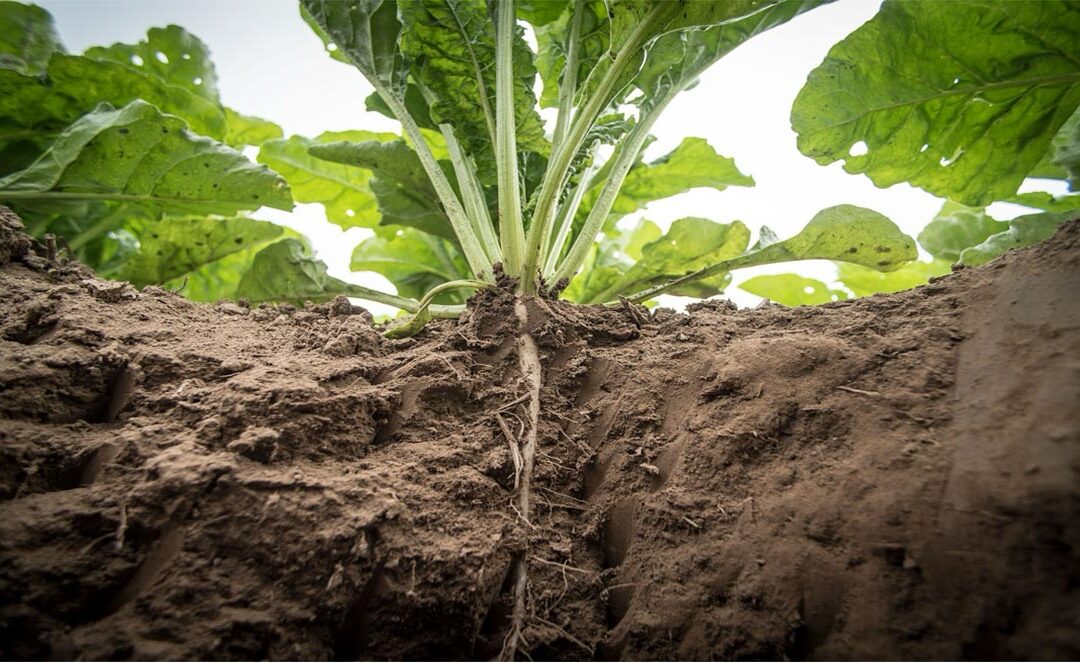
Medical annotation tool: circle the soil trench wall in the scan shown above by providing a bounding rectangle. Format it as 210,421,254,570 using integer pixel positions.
0,218,1078,660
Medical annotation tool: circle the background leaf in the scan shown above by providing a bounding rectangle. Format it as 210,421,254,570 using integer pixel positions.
739,273,848,306
83,25,220,103
959,212,1075,265
350,226,470,303
792,0,1080,206
0,100,291,213
0,0,64,75
223,108,283,148
117,215,283,287
836,259,951,297
917,200,1009,262
257,130,396,228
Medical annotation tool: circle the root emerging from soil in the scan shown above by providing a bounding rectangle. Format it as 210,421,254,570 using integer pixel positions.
503,297,543,661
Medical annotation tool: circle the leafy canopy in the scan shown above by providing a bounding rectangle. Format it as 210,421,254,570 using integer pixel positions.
0,0,1075,326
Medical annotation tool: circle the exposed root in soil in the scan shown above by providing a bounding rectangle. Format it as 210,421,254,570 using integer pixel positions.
502,297,543,661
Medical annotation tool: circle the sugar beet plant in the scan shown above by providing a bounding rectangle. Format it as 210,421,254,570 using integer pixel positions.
1,0,1078,655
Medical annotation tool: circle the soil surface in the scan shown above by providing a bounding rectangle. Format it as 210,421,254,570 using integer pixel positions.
1,208,1078,660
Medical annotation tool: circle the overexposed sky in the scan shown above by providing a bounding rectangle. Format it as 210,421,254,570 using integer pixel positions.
38,0,1051,313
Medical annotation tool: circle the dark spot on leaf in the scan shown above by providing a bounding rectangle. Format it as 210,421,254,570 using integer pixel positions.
203,162,210,168
251,194,259,199
847,247,858,254
234,237,243,244
212,184,219,188
118,127,129,134
156,250,163,256
875,245,891,253
151,233,159,239
161,128,169,134
877,260,890,267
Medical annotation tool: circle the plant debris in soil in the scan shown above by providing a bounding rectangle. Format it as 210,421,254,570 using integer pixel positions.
1,213,1078,660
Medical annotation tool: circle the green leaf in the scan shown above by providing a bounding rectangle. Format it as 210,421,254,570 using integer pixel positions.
1004,191,1080,213
792,0,1080,206
534,0,609,109
83,25,220,103
749,205,917,270
740,274,848,306
581,217,751,303
1028,107,1079,180
563,218,661,303
300,0,406,94
516,0,569,26
308,138,462,242
609,137,754,215
1053,107,1080,190
624,205,918,303
836,259,952,297
0,52,227,140
164,241,268,302
959,212,1075,266
237,238,361,305
257,130,397,228
117,215,284,287
350,226,470,303
917,200,1008,262
632,1,825,115
0,100,291,213
398,0,548,183
223,108,283,147
575,137,753,237
364,84,437,130
0,0,65,75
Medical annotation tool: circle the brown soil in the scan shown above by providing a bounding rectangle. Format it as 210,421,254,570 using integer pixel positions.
1,209,1078,661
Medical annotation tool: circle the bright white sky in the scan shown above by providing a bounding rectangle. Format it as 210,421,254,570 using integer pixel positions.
40,0,1055,314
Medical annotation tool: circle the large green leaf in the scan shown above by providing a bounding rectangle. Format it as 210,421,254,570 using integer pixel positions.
740,274,848,306
0,100,291,213
0,52,227,140
117,215,283,287
917,200,1008,262
836,259,952,297
257,130,396,228
350,226,471,303
398,0,548,183
0,1,64,75
748,205,917,270
959,212,1075,266
300,0,406,95
83,25,220,103
792,0,1080,206
632,1,825,116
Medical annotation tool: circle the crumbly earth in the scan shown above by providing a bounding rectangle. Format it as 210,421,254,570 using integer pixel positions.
1,212,1078,660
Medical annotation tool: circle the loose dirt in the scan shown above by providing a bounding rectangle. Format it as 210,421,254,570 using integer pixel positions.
1,208,1078,660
